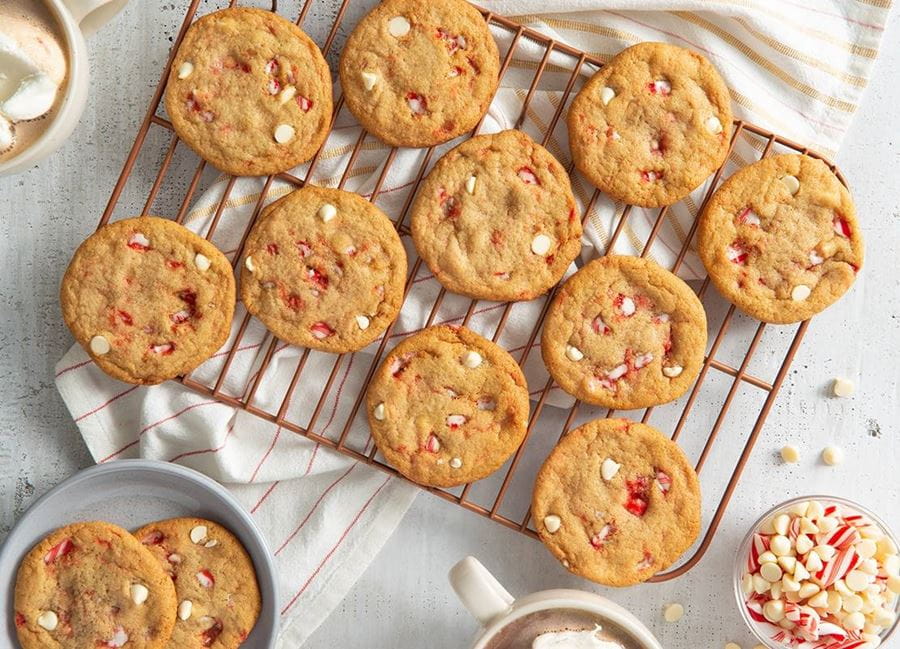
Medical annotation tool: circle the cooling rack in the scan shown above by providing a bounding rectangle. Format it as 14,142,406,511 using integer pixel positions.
95,0,847,582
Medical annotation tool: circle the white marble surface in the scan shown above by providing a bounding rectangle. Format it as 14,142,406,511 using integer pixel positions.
1,2,899,648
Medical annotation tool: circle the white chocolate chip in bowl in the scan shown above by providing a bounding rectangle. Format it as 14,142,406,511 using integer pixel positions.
90,335,111,355
273,123,295,144
600,86,616,106
387,16,411,37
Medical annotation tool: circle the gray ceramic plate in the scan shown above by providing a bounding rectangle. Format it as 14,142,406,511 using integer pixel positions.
0,460,278,649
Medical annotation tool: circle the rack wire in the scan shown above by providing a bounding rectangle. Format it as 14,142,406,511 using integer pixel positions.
96,0,847,582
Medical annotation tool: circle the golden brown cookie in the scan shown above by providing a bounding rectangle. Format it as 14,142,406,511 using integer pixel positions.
366,325,530,487
532,418,701,586
133,518,261,649
339,0,500,148
14,521,177,649
568,42,732,207
697,154,863,324
165,7,333,176
60,216,236,385
240,186,407,353
410,129,582,301
541,255,707,409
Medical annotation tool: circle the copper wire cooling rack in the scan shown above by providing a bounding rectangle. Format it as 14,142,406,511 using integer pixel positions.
96,0,847,582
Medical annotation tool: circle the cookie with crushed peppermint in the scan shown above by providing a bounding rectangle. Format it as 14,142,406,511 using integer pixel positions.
14,521,177,649
240,185,407,353
60,216,236,385
698,154,863,324
339,0,500,148
366,325,530,487
532,418,701,586
568,42,732,207
165,7,333,176
133,518,260,649
541,255,707,410
410,129,582,301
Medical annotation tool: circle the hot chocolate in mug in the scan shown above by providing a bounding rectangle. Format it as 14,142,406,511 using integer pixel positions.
449,557,663,649
0,0,128,175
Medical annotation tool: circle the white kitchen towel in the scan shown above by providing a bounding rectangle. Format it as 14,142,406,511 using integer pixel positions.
55,0,892,646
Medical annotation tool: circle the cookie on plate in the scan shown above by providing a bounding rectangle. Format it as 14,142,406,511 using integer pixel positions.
339,0,500,148
541,255,706,410
165,7,333,176
133,518,261,649
568,42,732,207
366,325,529,487
411,129,582,301
697,153,863,324
60,216,236,385
240,185,407,353
532,418,701,586
14,521,177,649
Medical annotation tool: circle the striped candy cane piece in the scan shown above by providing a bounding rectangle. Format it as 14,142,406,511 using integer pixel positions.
789,516,802,542
43,538,74,564
816,547,860,588
749,533,771,573
746,597,767,624
820,525,860,550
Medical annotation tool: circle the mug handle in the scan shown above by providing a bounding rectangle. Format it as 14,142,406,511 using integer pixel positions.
60,0,128,36
449,557,515,627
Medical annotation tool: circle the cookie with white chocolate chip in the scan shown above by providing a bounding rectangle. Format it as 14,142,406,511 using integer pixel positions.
411,129,582,301
568,42,732,207
133,518,260,649
541,255,707,410
240,185,407,353
165,7,333,176
338,0,500,148
60,216,236,385
532,418,701,587
366,325,530,487
698,154,863,324
14,521,177,649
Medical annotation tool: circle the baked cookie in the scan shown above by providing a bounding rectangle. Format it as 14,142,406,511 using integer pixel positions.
697,154,863,324
532,418,701,586
61,216,236,385
568,42,732,207
240,186,407,353
339,0,500,148
541,255,707,410
411,129,582,301
133,518,261,649
366,325,529,487
14,521,177,649
165,7,333,176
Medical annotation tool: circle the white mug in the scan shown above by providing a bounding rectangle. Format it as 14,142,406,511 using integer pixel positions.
449,557,664,649
0,0,128,176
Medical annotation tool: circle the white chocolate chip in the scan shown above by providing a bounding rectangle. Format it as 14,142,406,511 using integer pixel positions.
107,627,128,648
782,175,801,195
531,233,552,255
543,515,561,534
832,377,855,398
189,525,208,544
724,643,742,649
822,445,844,466
178,599,193,621
177,61,194,79
194,253,211,271
705,115,723,134
279,85,297,105
373,402,385,421
37,610,58,631
90,335,111,355
780,444,800,463
760,562,783,582
465,175,477,194
130,583,149,605
773,514,790,536
356,315,370,330
770,535,792,556
361,71,379,91
204,540,218,548
244,256,256,273
387,16,411,37
449,457,462,469
663,603,684,622
565,345,584,362
600,86,615,106
662,365,683,378
620,296,636,316
274,123,295,144
764,599,785,622
318,203,337,223
791,284,811,301
600,458,621,481
462,350,483,368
